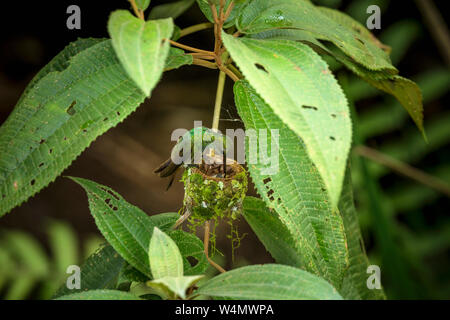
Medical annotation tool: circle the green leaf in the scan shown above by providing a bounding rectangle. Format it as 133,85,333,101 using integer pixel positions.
165,47,193,71
197,264,343,300
168,230,208,276
147,275,203,299
4,231,49,277
242,197,302,267
136,0,151,11
69,177,156,277
325,44,424,136
337,168,385,300
234,80,348,288
108,10,173,96
53,244,125,298
224,34,352,208
196,0,247,28
149,0,195,20
237,0,396,73
55,289,140,300
120,262,151,283
148,212,180,230
149,227,184,279
47,220,79,274
0,39,146,217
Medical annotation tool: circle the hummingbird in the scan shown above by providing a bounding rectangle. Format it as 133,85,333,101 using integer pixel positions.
154,127,228,190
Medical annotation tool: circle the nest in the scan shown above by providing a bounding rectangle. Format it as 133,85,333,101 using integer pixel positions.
182,159,248,222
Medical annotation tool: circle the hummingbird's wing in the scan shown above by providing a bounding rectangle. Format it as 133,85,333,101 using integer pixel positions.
154,158,180,178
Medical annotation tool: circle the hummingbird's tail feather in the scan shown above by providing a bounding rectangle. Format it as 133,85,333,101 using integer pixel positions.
154,158,181,178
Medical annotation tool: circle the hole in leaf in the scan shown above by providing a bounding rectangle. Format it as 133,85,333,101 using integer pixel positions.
101,187,120,200
330,136,336,141
103,117,108,121
49,149,53,154
353,26,362,34
263,177,272,185
112,206,118,211
302,105,318,111
39,139,45,144
66,101,77,116
30,179,36,186
187,256,198,267
117,111,121,116
39,163,44,168
254,63,269,73
105,198,111,204
355,37,365,45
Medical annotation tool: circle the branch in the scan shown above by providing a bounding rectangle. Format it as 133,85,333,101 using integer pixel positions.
355,145,450,198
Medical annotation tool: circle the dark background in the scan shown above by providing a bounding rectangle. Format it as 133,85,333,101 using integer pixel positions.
0,0,449,299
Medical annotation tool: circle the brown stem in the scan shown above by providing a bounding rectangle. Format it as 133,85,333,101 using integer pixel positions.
355,145,450,198
192,58,218,69
129,0,144,20
169,39,215,56
414,0,450,67
218,64,239,82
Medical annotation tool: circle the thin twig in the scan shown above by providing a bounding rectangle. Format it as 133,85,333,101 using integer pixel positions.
179,22,214,38
204,221,226,273
212,71,227,130
414,0,450,66
355,145,450,198
192,58,218,69
129,0,144,20
169,39,215,56
218,64,239,82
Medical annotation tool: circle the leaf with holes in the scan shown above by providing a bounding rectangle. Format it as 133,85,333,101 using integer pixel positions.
53,244,125,298
236,0,396,73
234,80,348,288
242,197,302,268
0,39,146,217
168,230,208,276
69,177,157,277
108,10,173,96
223,33,352,208
149,227,184,279
253,28,424,137
197,264,343,300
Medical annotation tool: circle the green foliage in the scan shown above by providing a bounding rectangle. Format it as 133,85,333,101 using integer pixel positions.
0,0,431,301
234,80,348,288
55,289,140,300
167,230,208,276
70,177,160,277
165,47,193,71
108,10,174,96
53,244,125,298
0,222,101,300
196,0,247,28
149,0,196,20
237,0,395,73
242,197,302,268
149,227,184,279
0,39,146,217
136,0,151,11
197,264,343,300
224,35,352,208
